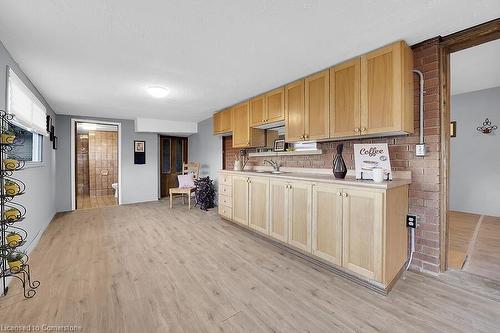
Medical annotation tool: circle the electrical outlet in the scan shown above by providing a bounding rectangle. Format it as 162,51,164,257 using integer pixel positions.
415,144,426,156
406,214,417,228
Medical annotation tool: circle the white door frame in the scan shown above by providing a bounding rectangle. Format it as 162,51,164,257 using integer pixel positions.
70,118,122,210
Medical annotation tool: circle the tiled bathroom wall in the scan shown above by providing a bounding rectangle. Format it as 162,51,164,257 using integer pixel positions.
88,130,118,197
76,134,90,196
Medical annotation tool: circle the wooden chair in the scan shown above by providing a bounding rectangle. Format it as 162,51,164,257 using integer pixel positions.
169,162,200,209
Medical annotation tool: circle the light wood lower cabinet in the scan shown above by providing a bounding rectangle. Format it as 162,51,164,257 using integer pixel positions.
341,188,384,281
288,182,312,252
232,176,249,226
248,177,269,234
312,185,343,266
269,180,289,242
219,171,409,289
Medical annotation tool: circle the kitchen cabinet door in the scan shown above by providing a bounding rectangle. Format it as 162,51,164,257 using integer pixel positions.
342,188,383,281
232,176,249,226
360,41,413,136
248,176,269,234
330,58,361,138
250,95,266,127
288,181,312,252
232,103,250,147
312,185,343,265
285,79,305,142
265,87,285,123
221,108,233,133
213,111,222,134
269,180,289,242
305,69,329,140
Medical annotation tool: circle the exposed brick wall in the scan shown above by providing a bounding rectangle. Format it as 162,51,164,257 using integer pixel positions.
222,38,442,273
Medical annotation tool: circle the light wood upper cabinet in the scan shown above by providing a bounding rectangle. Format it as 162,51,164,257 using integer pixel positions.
248,177,269,234
305,70,330,140
249,95,266,127
342,188,383,281
232,102,266,148
312,185,343,266
212,108,232,135
232,176,249,226
360,41,414,135
269,180,289,242
288,182,312,252
285,80,305,142
330,58,361,138
265,87,285,123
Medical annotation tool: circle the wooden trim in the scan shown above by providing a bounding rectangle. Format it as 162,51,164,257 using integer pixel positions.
440,18,500,53
438,18,500,272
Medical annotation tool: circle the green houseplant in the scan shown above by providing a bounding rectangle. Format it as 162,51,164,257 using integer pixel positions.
6,231,22,247
4,207,21,221
5,251,24,272
4,179,19,196
1,128,16,144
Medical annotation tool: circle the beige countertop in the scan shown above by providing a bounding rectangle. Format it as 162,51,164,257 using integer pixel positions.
219,169,411,190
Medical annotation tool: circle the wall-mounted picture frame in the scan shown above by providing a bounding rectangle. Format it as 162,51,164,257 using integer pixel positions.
50,125,55,142
273,139,285,152
46,115,52,133
450,121,457,138
134,140,146,164
52,136,58,150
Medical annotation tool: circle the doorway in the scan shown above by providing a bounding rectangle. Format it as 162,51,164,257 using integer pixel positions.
72,120,121,210
441,19,500,280
159,136,188,198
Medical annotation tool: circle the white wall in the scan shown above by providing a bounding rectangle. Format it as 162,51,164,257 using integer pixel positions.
55,115,159,211
188,117,222,184
0,41,57,291
450,87,500,217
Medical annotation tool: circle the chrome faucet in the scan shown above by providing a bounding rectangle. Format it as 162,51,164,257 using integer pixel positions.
264,159,281,172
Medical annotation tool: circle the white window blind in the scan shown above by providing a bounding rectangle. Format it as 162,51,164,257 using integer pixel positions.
7,67,48,136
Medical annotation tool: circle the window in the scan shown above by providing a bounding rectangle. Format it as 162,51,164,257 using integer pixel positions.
7,124,43,163
6,67,48,163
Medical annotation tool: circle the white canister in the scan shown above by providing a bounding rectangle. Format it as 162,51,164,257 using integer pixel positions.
372,168,386,183
233,159,242,171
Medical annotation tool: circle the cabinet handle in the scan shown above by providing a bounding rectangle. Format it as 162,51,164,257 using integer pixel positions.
342,193,348,197
337,192,342,196
361,128,366,132
304,134,309,139
354,128,360,133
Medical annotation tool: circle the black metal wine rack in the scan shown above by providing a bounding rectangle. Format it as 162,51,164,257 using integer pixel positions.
0,110,40,298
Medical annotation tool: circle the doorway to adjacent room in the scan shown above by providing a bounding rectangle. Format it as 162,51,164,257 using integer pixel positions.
159,136,188,198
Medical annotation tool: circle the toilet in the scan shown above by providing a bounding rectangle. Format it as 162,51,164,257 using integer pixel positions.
111,183,118,198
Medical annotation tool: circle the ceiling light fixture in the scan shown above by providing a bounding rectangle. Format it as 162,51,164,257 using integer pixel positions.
146,85,169,98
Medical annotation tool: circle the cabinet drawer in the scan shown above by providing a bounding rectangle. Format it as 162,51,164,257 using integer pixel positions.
219,194,232,208
219,184,232,196
218,205,232,219
220,174,232,186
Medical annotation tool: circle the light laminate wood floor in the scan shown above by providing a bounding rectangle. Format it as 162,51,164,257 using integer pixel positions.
76,194,117,209
1,202,500,332
447,211,481,269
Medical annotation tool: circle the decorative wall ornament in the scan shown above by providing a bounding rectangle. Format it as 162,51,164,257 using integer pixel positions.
134,140,145,164
450,121,457,138
477,118,497,134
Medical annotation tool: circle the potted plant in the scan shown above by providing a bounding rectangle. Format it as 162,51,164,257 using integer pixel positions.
4,179,19,196
5,251,24,272
3,158,18,171
4,207,21,221
6,231,22,247
1,129,16,144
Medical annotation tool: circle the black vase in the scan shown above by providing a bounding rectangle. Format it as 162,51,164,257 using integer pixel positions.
333,144,347,179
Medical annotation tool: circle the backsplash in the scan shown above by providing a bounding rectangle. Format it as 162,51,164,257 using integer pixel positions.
222,38,441,274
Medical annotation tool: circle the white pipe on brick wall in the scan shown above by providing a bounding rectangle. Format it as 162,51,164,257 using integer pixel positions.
412,69,425,145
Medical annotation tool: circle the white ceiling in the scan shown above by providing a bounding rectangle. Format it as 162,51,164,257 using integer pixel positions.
451,38,500,95
0,1,499,122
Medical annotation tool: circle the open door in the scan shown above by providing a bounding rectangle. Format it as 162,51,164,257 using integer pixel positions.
159,136,188,198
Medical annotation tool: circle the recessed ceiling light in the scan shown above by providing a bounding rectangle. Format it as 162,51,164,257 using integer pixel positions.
146,85,169,98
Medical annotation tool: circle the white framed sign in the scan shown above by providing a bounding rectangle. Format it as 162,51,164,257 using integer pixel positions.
353,143,392,180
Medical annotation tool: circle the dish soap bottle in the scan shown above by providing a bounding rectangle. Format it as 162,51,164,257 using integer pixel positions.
333,144,347,179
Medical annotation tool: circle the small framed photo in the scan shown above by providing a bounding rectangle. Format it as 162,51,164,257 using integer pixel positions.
450,121,457,138
52,136,58,150
273,139,286,152
134,140,145,152
50,125,55,142
46,115,52,133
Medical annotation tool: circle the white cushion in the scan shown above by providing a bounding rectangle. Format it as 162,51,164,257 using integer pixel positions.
177,173,195,188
